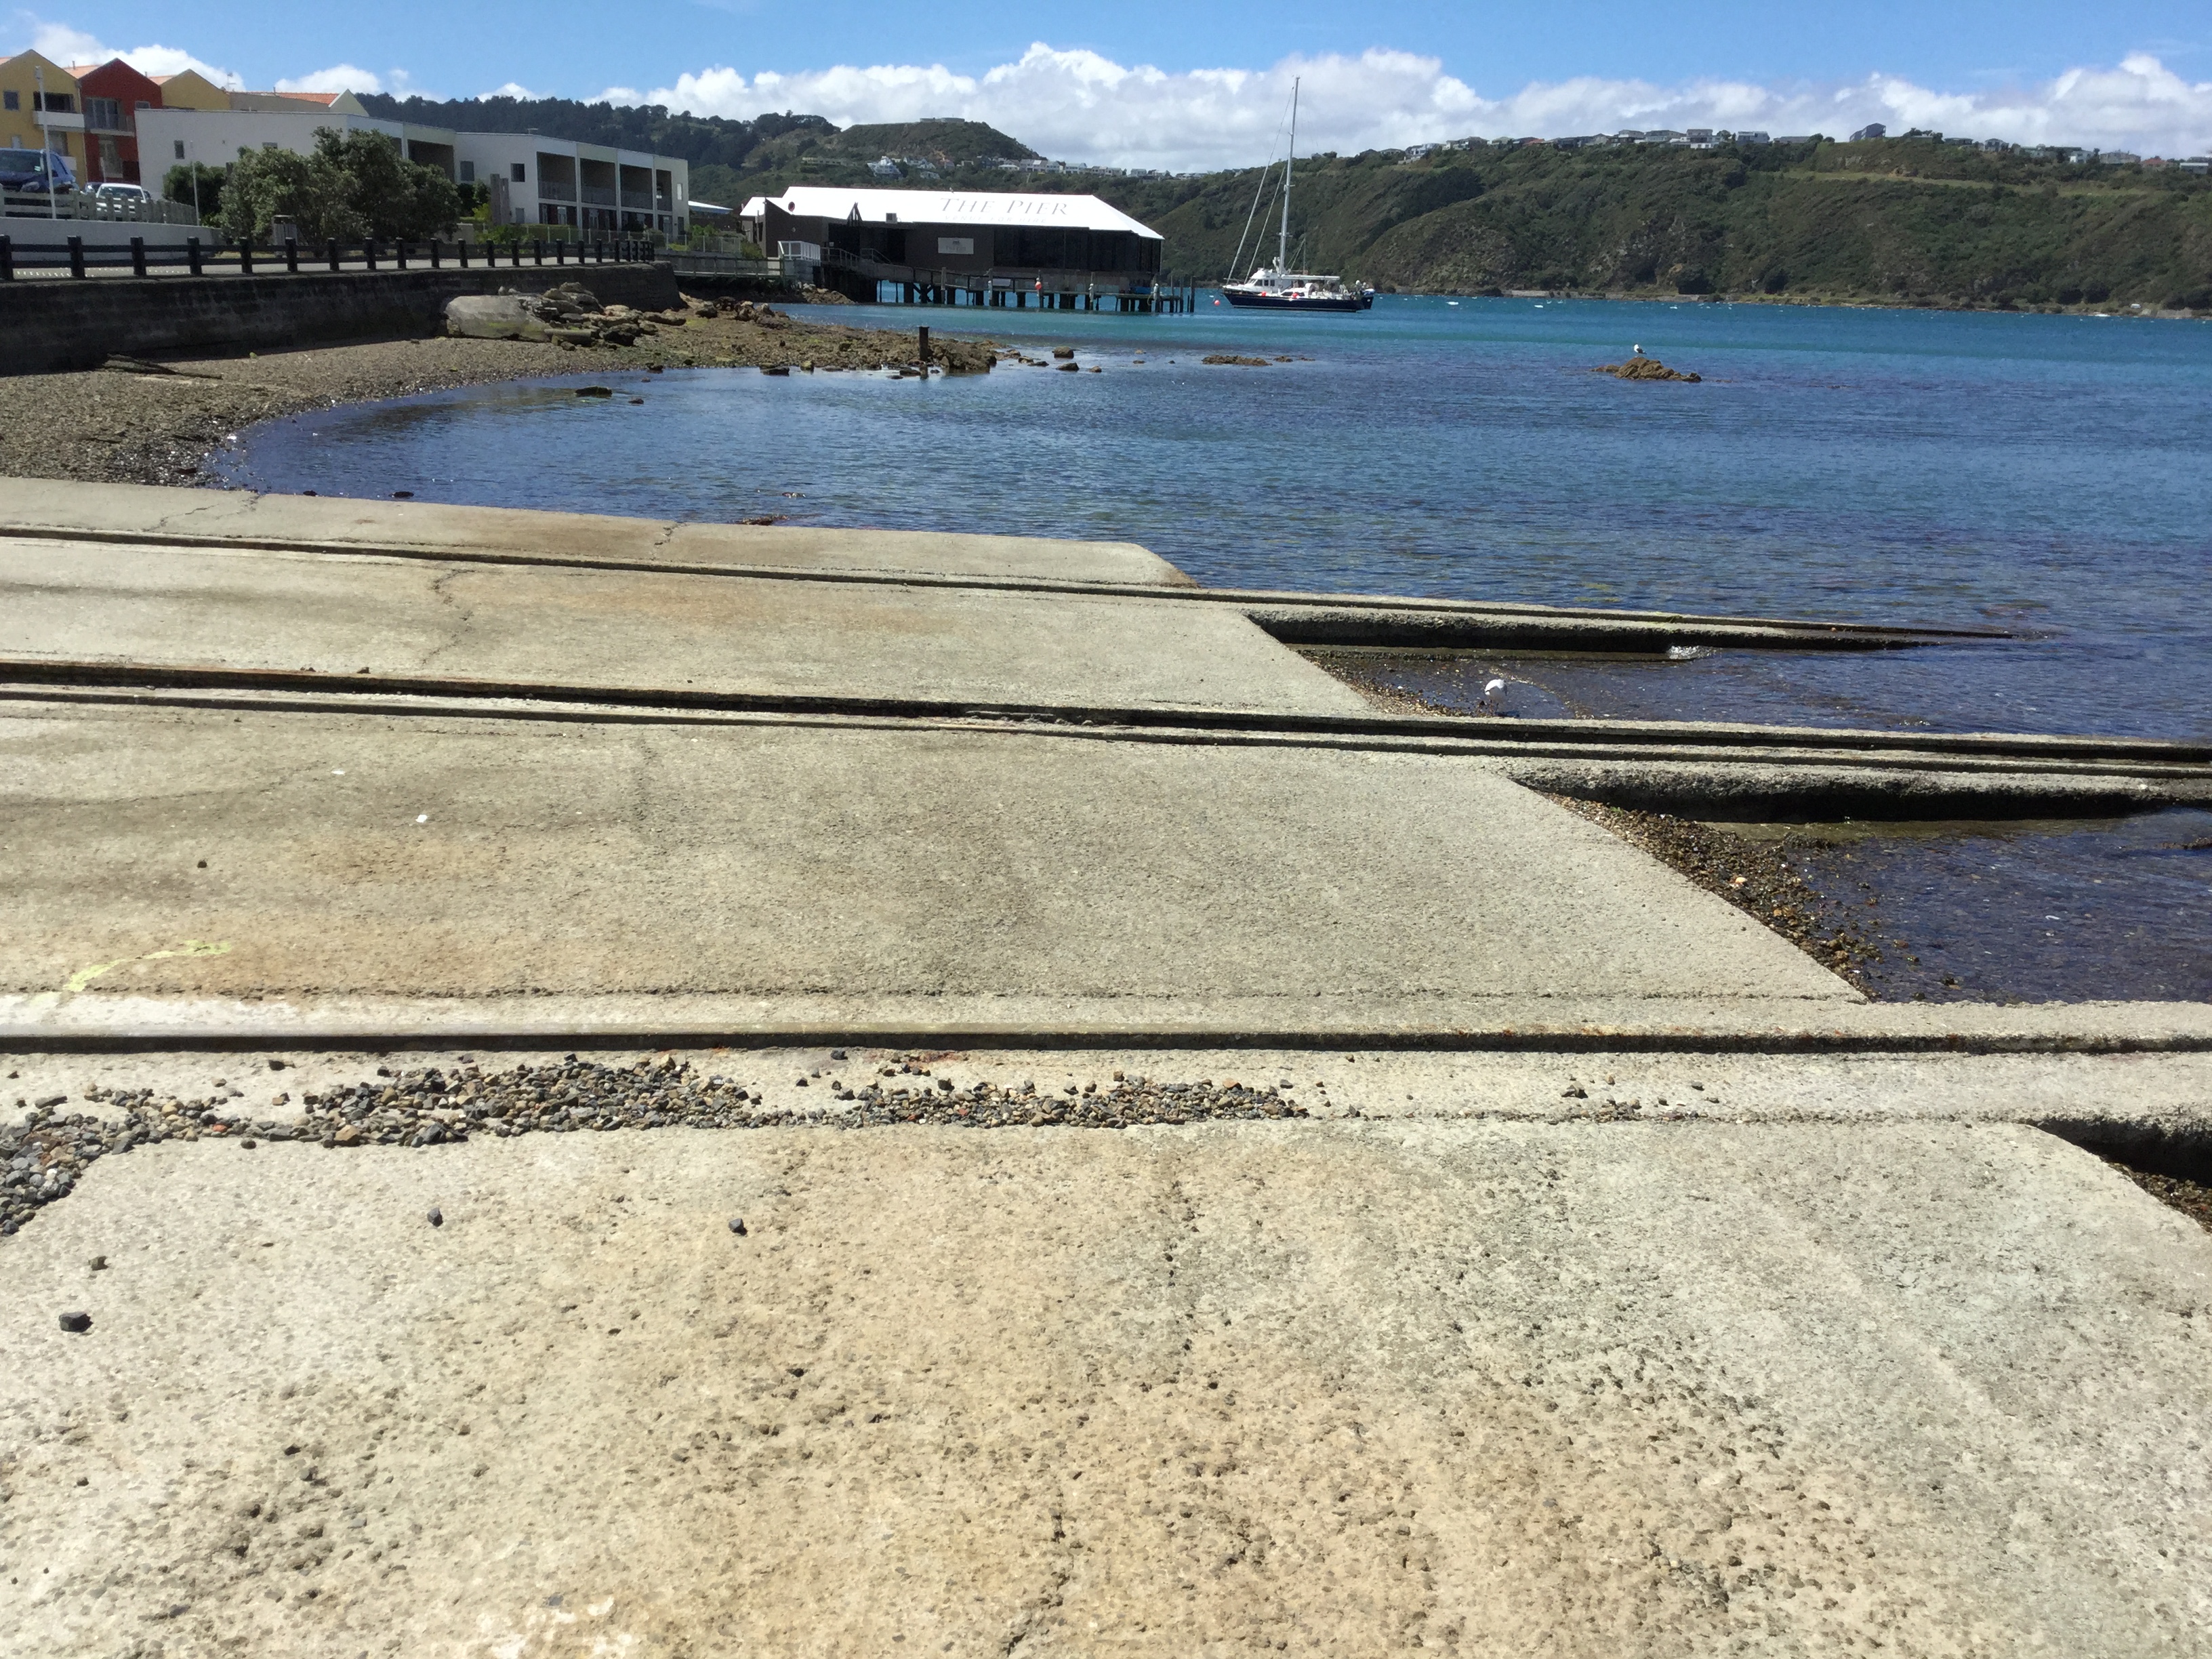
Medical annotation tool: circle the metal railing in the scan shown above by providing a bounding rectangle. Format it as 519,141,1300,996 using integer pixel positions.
0,230,668,281
666,249,813,283
2,190,200,225
537,180,578,203
579,184,617,207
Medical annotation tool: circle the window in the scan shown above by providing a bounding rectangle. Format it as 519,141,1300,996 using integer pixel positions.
174,140,185,159
34,92,75,113
135,100,150,112
85,97,121,129
512,162,525,182
459,159,473,182
3,91,16,112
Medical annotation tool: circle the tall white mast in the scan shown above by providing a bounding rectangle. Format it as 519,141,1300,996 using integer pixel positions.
1277,78,1298,274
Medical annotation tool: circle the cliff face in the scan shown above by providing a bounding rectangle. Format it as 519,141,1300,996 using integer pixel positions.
1090,142,2212,308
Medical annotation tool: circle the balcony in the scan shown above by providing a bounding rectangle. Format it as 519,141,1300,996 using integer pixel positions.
579,184,617,207
619,188,656,210
537,180,577,202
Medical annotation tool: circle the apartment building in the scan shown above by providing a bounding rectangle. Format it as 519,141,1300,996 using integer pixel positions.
1,50,84,178
137,104,689,239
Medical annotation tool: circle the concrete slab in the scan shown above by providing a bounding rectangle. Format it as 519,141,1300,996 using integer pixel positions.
0,478,1192,585
3,1121,2206,1655
0,538,1370,716
0,700,1853,1007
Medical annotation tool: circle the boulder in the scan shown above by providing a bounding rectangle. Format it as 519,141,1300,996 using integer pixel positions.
1202,354,1272,367
1599,358,1702,382
444,295,552,342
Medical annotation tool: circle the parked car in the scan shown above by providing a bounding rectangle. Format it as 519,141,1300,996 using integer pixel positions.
0,146,76,192
89,181,152,203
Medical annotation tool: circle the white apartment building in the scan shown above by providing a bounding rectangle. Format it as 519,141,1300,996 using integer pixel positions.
136,107,689,239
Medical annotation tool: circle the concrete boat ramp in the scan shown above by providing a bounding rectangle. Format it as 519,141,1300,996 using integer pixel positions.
2,481,2208,1657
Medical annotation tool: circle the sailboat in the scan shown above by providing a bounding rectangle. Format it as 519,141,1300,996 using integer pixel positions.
1221,79,1376,313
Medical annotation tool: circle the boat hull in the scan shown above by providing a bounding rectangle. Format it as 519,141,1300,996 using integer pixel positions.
1221,288,1372,312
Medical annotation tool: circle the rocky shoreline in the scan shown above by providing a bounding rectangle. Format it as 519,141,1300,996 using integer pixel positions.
0,296,994,489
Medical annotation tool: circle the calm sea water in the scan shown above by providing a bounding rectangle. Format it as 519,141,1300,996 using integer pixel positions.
221,293,2212,741
218,297,2212,1000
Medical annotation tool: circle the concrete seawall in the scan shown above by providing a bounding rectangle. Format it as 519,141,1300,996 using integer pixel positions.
5,262,681,375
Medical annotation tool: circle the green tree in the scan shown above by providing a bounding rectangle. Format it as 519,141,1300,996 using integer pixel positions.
217,127,463,243
161,161,226,218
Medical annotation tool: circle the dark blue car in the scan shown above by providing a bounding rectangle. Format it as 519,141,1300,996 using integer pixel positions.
0,147,76,192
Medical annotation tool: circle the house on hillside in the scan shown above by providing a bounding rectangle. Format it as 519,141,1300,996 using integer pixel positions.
739,185,1163,306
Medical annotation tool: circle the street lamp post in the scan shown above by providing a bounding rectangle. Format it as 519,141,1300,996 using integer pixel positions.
33,64,57,220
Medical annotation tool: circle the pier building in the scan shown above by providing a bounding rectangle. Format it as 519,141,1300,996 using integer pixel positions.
740,185,1180,310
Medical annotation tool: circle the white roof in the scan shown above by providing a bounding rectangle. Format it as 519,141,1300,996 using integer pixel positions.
747,186,1160,239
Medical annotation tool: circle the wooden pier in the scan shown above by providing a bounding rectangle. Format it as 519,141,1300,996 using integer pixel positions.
821,249,1195,314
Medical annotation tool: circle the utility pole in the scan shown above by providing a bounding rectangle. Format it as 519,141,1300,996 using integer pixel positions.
33,64,56,220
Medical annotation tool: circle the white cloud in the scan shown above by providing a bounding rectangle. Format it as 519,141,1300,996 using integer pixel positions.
642,43,2212,169
18,16,241,86
593,85,643,106
276,64,385,96
480,81,545,101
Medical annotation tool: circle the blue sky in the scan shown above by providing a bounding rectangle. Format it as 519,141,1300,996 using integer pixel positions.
12,4,2209,166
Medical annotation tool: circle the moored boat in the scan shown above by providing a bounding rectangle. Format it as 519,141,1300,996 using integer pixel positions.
1221,79,1376,314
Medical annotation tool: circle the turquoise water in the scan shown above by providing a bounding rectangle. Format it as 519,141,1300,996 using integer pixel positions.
224,293,2212,741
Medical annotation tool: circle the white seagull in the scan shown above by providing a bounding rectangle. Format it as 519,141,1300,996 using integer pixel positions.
1631,343,1645,356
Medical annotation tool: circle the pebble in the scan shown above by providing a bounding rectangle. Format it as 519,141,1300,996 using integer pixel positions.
59,1311,92,1333
427,1207,444,1227
0,1057,1309,1242
729,1217,747,1235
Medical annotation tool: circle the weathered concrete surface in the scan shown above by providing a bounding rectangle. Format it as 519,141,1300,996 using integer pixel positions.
0,701,1849,1005
3,1121,2207,1656
13,988,2212,1053
0,538,1367,715
0,478,1189,586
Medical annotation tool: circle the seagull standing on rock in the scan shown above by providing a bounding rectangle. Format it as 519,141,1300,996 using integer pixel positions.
1632,344,1645,356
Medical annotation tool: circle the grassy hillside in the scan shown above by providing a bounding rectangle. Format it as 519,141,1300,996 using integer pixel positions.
354,94,1036,207
355,94,2211,306
1080,139,2212,309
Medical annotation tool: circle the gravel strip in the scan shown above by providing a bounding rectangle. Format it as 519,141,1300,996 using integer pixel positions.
0,1054,1307,1238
